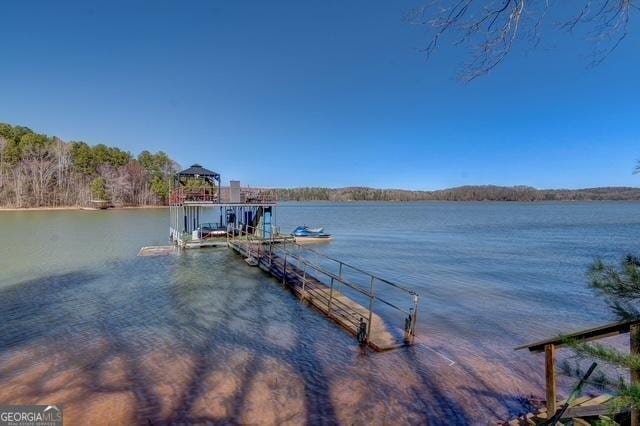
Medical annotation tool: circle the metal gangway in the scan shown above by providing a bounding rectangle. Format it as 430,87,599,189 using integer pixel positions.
226,225,419,351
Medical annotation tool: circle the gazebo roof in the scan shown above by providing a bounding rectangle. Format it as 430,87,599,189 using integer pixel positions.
177,164,220,180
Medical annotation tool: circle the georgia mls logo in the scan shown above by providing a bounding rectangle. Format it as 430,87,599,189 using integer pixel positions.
0,404,63,426
44,406,60,416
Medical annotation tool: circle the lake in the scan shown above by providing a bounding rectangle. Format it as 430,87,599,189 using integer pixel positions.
1,202,640,425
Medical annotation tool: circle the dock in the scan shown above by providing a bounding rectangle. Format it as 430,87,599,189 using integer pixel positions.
164,162,420,350
227,231,418,351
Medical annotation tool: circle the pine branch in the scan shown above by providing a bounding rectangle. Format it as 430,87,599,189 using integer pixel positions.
590,256,640,319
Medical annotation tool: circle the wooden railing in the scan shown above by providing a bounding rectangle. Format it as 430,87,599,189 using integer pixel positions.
169,187,218,205
169,187,277,205
516,318,640,422
239,189,277,204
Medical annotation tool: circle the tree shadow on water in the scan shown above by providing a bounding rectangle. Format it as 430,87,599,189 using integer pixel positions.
162,271,340,425
0,257,519,425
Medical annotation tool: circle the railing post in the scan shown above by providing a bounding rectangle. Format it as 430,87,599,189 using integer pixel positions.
282,253,288,286
301,262,307,300
631,324,640,426
545,343,557,416
413,295,418,335
405,294,419,344
328,277,334,314
366,276,375,344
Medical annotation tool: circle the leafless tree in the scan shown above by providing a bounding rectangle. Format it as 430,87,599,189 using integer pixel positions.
407,0,637,81
21,143,57,206
1,124,178,208
0,136,6,189
11,164,27,207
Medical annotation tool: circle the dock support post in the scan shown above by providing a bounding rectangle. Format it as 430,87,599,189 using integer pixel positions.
631,324,640,426
366,276,375,344
545,343,557,416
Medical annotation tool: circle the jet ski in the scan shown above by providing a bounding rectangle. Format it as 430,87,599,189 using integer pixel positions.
292,225,332,242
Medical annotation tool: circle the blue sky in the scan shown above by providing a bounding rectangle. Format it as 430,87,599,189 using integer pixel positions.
0,0,638,189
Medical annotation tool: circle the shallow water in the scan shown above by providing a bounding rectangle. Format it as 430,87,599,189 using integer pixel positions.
1,202,639,425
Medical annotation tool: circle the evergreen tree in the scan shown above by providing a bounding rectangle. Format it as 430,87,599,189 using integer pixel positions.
566,164,640,416
90,177,109,201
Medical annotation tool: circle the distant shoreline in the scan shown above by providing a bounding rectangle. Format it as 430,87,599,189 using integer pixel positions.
275,185,640,202
0,205,169,212
276,199,640,203
1,199,639,212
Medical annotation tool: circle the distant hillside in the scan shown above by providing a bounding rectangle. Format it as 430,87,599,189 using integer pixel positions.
2,122,638,207
275,186,640,202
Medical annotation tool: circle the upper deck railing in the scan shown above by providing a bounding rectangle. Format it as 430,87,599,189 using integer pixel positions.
169,187,277,205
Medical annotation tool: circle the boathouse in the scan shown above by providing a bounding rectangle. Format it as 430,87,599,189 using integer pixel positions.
169,164,277,248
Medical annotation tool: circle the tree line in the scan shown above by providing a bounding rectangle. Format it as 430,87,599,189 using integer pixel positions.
0,123,179,208
2,122,639,207
276,185,640,202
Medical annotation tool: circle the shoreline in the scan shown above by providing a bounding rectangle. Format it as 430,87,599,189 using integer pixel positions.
0,205,169,212
1,200,639,211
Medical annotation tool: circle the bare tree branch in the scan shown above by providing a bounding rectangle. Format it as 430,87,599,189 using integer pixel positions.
407,0,637,81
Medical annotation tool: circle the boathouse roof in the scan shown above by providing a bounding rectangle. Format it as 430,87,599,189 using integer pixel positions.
177,164,220,180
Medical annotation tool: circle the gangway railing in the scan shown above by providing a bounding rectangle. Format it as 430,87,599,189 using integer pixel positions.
226,224,419,348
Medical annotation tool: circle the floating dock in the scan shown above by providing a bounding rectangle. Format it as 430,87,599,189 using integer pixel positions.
138,246,177,256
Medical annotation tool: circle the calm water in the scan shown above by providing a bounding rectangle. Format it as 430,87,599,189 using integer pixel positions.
1,202,640,425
